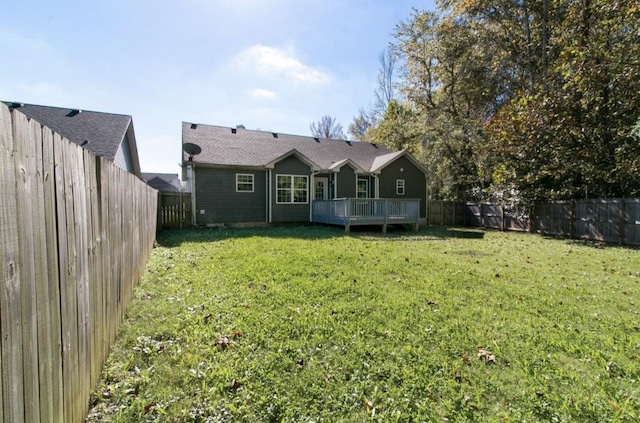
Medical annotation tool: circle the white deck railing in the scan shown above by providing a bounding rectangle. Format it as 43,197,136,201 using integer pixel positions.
312,198,420,230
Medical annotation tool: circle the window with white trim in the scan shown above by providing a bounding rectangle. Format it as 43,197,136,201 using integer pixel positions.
276,175,308,203
357,178,368,198
236,173,254,192
396,179,405,195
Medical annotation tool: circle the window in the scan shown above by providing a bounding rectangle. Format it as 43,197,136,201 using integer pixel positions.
277,175,308,203
396,179,405,195
236,173,254,192
357,178,368,198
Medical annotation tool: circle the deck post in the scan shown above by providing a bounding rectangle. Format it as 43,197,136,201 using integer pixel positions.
382,224,387,233
345,224,350,233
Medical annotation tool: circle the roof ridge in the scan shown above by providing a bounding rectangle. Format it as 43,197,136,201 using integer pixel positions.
2,101,132,118
183,121,365,144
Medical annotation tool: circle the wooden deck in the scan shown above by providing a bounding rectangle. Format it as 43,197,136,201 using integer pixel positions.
312,198,420,232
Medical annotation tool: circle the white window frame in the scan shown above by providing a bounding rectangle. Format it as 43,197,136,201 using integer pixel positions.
396,179,405,195
236,173,254,192
276,174,309,204
357,178,369,199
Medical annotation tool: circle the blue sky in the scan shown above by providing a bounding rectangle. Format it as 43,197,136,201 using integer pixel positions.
1,0,435,173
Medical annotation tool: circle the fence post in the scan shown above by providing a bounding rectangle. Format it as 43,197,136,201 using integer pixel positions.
501,204,505,231
619,199,625,245
569,200,576,239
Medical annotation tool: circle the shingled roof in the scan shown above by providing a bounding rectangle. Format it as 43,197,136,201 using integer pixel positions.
182,122,408,173
142,173,181,193
3,101,141,176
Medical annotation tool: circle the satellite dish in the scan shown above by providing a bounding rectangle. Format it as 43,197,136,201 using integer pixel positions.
183,143,202,161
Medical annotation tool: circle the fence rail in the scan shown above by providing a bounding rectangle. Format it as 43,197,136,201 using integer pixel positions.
1,105,158,423
427,199,640,246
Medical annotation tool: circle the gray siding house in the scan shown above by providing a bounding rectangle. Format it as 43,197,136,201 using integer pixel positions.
182,122,429,227
2,101,142,178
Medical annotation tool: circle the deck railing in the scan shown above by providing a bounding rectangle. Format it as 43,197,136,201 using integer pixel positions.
312,198,420,232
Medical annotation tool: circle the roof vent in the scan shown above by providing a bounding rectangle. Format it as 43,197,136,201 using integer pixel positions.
314,137,320,142
8,102,24,110
231,128,237,134
66,109,81,117
372,143,378,148
272,133,278,138
81,140,89,146
345,140,352,146
190,123,197,130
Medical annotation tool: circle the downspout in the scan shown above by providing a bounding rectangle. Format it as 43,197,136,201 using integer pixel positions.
334,171,339,199
189,162,196,225
265,169,269,223
268,169,273,223
425,174,429,223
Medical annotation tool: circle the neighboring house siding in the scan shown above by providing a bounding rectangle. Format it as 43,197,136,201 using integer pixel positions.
113,133,134,173
195,167,266,224
336,166,357,198
271,156,312,222
378,156,427,217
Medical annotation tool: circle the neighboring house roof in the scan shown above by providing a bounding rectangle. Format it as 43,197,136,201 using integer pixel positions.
142,173,181,192
2,101,142,177
182,122,414,174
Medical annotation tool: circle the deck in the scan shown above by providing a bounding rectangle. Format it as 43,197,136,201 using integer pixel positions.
311,198,421,233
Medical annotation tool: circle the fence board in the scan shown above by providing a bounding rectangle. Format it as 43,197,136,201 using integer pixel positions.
1,103,24,423
625,199,640,246
71,145,90,422
42,128,64,422
30,118,55,423
99,158,111,367
13,112,41,423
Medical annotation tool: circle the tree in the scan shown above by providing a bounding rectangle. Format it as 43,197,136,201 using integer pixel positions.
347,108,376,141
310,115,345,139
374,48,397,117
369,100,421,154
386,1,640,202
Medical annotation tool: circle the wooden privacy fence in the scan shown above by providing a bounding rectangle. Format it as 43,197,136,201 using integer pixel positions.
1,105,158,423
158,192,192,229
427,199,640,246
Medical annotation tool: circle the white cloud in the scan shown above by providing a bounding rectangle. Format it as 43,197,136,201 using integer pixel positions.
249,88,277,100
236,45,330,84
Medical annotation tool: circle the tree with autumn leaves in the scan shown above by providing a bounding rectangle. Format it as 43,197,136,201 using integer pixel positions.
361,0,640,204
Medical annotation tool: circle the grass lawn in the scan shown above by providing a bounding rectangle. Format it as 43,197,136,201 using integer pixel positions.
87,225,640,422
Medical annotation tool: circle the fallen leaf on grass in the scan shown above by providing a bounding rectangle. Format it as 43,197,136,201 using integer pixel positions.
228,379,243,392
478,348,496,363
144,402,156,414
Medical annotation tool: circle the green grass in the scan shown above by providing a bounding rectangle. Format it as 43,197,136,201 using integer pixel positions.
87,225,640,422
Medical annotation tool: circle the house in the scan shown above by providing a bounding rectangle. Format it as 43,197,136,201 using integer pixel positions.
2,101,142,178
182,122,429,228
142,173,182,193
